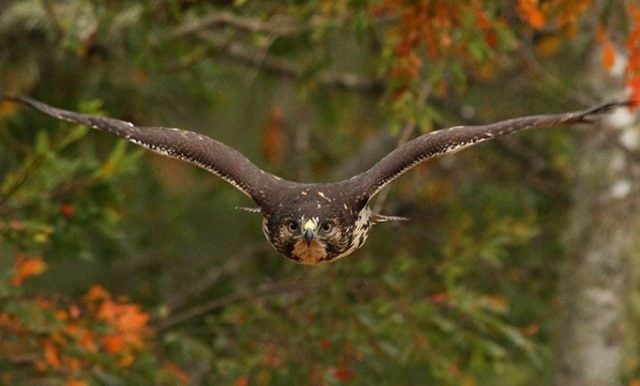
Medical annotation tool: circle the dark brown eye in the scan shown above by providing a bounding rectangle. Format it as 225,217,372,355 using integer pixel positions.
320,222,333,233
287,221,299,232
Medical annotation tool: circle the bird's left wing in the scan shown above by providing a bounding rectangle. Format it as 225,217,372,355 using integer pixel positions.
9,96,279,200
350,101,629,201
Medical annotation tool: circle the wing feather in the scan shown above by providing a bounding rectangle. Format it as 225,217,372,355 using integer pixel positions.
351,101,629,201
11,96,279,200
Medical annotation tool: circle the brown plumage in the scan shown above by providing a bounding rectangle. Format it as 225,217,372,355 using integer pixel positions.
7,96,629,264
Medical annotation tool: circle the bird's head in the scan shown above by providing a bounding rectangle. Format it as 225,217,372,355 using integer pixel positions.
259,186,371,265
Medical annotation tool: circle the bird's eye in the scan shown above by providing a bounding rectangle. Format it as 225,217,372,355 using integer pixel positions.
287,221,299,232
320,222,333,233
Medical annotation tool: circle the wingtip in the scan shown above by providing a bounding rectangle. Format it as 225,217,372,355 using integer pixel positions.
587,99,632,113
2,95,33,106
575,99,635,123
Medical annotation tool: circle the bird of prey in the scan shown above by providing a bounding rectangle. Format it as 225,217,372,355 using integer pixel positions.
7,96,628,265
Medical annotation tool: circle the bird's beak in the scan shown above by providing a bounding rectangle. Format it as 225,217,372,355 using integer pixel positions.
303,219,316,243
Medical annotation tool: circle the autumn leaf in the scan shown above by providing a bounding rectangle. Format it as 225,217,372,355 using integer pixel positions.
626,4,640,110
66,378,88,386
429,291,450,305
485,295,508,312
118,353,136,367
628,77,640,110
103,333,124,354
261,106,286,166
331,367,354,382
78,330,97,352
43,340,61,369
59,202,75,218
12,254,47,286
522,323,540,336
517,0,546,29
0,100,18,118
233,376,249,386
602,42,616,72
319,338,331,351
83,284,111,302
536,35,563,57
164,362,191,385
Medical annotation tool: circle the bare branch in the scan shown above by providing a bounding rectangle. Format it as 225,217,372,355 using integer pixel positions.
174,11,328,38
176,29,384,92
164,243,264,311
152,280,320,333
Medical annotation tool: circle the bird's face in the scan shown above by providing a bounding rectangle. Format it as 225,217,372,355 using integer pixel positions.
261,191,372,265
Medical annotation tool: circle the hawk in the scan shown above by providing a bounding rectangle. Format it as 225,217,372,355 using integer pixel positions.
7,96,628,265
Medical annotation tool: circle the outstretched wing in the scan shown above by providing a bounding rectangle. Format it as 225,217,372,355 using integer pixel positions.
350,101,629,201
10,96,279,200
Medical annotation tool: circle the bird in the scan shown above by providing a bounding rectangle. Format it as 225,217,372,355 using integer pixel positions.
6,96,629,265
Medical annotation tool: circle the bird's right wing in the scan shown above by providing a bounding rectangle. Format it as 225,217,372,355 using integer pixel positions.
9,96,280,200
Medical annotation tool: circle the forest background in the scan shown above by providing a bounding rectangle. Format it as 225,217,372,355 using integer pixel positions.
1,0,640,385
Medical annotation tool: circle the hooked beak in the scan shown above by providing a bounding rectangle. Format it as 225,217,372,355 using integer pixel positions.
303,219,316,243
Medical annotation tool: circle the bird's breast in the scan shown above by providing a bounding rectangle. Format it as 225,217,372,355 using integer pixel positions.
291,239,328,265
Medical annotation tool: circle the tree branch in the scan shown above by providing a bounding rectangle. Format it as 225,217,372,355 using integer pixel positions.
152,280,320,333
186,32,384,93
174,11,328,38
164,243,264,311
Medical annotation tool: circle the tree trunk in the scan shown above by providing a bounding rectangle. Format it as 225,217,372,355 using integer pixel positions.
555,49,640,385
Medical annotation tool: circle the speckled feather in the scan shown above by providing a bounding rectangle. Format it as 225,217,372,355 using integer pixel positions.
9,96,628,264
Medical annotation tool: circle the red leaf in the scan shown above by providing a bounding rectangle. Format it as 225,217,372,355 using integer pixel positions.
628,77,640,111
59,202,75,218
332,367,354,382
233,377,249,386
429,291,449,305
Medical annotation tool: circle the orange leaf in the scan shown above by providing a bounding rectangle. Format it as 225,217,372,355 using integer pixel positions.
486,295,508,312
35,359,47,372
103,334,124,354
79,330,97,352
517,0,546,29
64,357,85,371
261,106,285,166
12,255,47,286
164,362,190,385
522,323,540,336
234,376,249,386
535,35,563,57
0,100,18,119
67,379,88,386
118,353,135,367
628,77,640,111
43,340,61,369
84,285,111,302
602,41,616,72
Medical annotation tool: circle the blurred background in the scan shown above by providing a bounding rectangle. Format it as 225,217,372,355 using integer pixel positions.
1,0,639,385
